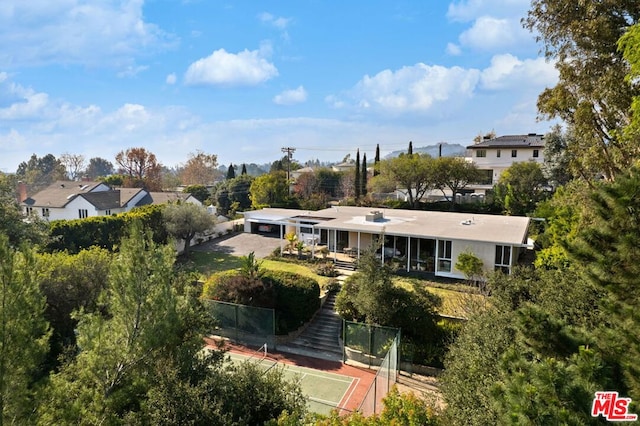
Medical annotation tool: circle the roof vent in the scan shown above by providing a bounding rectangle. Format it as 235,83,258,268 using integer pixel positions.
460,219,473,225
366,211,384,222
80,184,89,191
66,194,76,200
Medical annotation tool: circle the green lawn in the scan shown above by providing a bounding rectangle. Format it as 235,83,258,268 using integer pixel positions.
180,251,481,317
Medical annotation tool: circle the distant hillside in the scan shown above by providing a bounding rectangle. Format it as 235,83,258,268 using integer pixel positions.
384,143,466,159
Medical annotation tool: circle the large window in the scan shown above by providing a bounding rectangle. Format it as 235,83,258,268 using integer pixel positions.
476,150,486,158
79,209,88,219
437,240,452,272
495,245,511,273
511,149,517,158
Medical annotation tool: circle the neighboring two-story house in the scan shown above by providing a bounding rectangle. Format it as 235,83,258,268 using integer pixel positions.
21,180,201,221
466,133,545,194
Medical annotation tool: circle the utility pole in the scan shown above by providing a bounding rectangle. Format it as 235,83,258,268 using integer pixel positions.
281,147,296,194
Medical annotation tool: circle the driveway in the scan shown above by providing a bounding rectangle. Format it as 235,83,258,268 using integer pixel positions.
193,232,283,259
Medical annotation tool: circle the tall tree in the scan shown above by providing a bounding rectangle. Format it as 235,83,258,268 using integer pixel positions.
407,141,413,156
226,163,236,180
163,203,215,256
569,165,640,400
433,157,481,210
59,153,86,181
0,174,47,247
524,1,640,181
493,162,549,216
38,222,181,423
354,149,361,200
85,157,114,180
379,154,435,208
374,144,380,177
179,151,219,185
0,236,50,425
15,154,66,195
543,125,575,188
115,147,163,191
361,153,368,197
241,163,247,175
250,171,290,208
182,184,210,204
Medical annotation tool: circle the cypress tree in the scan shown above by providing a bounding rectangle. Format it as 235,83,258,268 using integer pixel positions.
355,149,361,200
241,164,247,175
408,141,413,156
361,153,368,196
226,163,236,180
374,144,380,177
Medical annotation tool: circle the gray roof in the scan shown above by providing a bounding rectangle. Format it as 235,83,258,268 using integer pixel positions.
23,181,105,208
244,206,530,246
136,192,194,206
467,134,545,149
81,191,121,210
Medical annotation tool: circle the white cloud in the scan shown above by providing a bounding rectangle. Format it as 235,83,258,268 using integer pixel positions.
447,0,530,22
184,45,278,87
446,43,462,56
273,86,307,105
458,15,530,51
480,54,557,90
117,65,150,78
337,63,481,115
258,12,292,30
0,0,177,69
166,73,177,85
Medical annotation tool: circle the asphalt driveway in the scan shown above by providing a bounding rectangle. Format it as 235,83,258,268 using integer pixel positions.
193,232,283,259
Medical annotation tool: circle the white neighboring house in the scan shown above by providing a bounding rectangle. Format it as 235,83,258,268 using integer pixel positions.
466,133,545,194
20,181,202,221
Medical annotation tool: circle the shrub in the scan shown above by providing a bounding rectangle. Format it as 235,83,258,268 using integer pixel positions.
314,262,338,277
263,270,320,334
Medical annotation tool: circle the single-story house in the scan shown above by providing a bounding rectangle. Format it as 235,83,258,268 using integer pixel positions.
242,206,531,280
20,180,202,221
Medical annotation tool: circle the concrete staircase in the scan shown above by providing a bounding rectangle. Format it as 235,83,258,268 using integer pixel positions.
278,290,343,361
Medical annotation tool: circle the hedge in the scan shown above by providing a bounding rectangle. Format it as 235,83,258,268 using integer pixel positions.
46,204,167,254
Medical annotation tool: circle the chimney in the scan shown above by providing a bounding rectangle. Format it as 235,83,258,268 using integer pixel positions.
16,181,27,203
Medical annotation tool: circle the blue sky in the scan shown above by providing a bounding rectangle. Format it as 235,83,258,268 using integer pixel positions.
0,0,558,172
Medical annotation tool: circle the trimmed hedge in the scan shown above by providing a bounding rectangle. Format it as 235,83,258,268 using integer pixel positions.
46,204,168,254
203,269,320,335
263,270,320,335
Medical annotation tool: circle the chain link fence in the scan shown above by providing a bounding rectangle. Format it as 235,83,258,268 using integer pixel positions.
204,300,276,350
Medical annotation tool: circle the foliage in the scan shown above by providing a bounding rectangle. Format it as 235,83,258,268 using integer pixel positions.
226,163,236,180
15,153,67,195
568,165,640,400
179,150,219,185
263,270,320,334
250,171,291,208
214,174,253,216
240,251,265,279
543,125,575,188
0,174,48,247
314,262,338,277
454,250,485,287
432,157,481,209
183,184,210,203
0,236,50,424
35,247,112,369
493,162,549,216
316,168,342,198
163,202,215,255
115,147,163,191
378,153,434,208
85,157,115,179
336,248,442,364
524,1,640,181
46,204,167,254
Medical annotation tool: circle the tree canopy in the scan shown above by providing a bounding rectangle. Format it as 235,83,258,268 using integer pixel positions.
115,147,163,191
163,203,215,255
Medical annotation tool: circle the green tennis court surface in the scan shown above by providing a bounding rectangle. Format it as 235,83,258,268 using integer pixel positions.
226,351,358,415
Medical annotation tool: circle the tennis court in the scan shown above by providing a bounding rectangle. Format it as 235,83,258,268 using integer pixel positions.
225,345,374,415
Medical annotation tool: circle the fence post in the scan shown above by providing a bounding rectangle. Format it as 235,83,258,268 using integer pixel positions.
342,319,346,364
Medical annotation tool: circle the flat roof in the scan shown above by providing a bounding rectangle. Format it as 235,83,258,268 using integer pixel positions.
243,206,530,246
